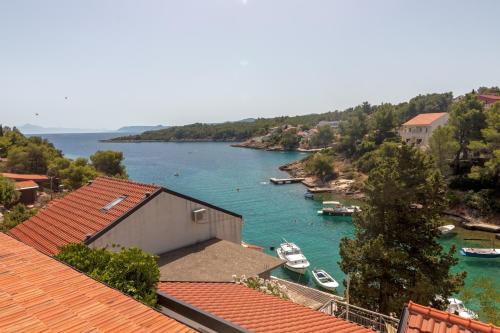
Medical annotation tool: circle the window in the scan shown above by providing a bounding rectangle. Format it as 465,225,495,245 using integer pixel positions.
101,195,128,212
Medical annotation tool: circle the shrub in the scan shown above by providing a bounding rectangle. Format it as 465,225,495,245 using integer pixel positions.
0,203,36,231
233,275,289,300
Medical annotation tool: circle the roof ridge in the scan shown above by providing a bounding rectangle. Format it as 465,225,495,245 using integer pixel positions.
408,301,499,333
96,176,162,190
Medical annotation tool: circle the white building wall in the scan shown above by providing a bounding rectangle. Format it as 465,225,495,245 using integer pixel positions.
90,191,242,255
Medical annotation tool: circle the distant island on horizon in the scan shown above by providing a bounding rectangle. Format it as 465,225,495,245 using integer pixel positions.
14,123,169,135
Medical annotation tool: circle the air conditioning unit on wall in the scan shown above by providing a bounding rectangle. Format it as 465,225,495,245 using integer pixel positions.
192,208,207,223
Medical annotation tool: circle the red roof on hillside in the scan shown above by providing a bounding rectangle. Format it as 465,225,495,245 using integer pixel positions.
1,172,49,181
402,113,448,126
14,180,39,190
0,233,194,333
9,177,162,255
478,94,500,104
402,302,499,333
158,282,375,333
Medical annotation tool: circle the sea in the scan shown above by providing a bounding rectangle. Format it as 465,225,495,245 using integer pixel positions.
40,132,499,317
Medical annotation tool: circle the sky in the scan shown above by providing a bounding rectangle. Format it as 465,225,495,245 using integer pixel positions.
1,0,499,130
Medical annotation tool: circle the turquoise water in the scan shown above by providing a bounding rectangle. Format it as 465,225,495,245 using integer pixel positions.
41,133,499,315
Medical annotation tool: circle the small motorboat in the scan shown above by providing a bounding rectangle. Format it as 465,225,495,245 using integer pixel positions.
304,191,314,199
460,247,500,258
276,242,310,274
317,201,361,216
437,224,455,235
312,269,339,291
446,298,478,319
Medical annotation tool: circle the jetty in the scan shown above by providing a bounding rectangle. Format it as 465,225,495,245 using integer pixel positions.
462,222,500,233
269,177,305,185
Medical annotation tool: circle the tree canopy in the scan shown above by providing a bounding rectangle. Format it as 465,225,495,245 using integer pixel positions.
56,243,160,306
339,143,465,314
90,150,128,178
0,176,18,207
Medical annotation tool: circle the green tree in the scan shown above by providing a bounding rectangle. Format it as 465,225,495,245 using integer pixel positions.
449,94,486,173
280,131,300,150
428,125,459,177
339,143,465,315
340,108,369,157
468,103,500,187
0,203,36,231
310,125,334,148
0,176,18,207
60,158,98,190
371,104,397,145
461,277,499,325
57,244,160,306
305,152,337,183
7,144,49,174
399,93,453,122
90,150,128,178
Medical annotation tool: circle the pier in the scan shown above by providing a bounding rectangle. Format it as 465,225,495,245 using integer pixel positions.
269,177,305,185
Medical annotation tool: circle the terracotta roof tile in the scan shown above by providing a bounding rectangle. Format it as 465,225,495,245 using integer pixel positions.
0,233,195,333
402,113,448,126
478,94,500,104
403,302,499,333
158,282,376,333
1,172,49,181
9,176,162,255
14,180,39,190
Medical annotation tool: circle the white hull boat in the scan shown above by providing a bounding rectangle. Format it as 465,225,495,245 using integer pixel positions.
446,298,478,319
276,242,310,274
317,201,361,216
438,225,455,235
312,269,339,291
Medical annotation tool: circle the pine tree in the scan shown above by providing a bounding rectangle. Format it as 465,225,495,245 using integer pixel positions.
339,143,465,315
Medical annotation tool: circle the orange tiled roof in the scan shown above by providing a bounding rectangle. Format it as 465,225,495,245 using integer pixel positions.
9,176,162,255
158,282,375,333
478,94,500,104
402,113,448,126
403,301,499,333
14,180,39,190
0,232,194,333
1,172,49,181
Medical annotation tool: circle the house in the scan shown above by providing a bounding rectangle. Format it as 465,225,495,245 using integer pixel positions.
398,301,499,333
478,94,500,107
318,120,340,128
0,232,195,333
398,113,449,148
1,172,52,188
14,180,39,205
9,176,242,256
157,281,376,333
9,176,282,281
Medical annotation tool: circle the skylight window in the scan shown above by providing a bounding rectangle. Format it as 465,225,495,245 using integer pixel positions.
101,195,128,212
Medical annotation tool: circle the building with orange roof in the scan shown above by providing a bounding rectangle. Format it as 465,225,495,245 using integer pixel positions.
157,281,377,333
9,176,243,256
398,112,449,149
478,94,500,107
14,180,39,205
398,301,499,333
0,232,195,333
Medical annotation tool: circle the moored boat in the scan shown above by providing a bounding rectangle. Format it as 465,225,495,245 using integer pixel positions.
460,247,500,258
312,269,339,291
446,298,478,319
276,242,310,274
317,201,361,216
304,191,314,199
437,224,455,235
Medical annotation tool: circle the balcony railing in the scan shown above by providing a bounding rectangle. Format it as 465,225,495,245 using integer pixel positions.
320,299,400,333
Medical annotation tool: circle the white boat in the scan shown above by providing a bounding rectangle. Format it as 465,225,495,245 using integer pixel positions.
437,224,455,235
276,242,310,274
312,269,339,291
317,201,361,216
446,298,478,319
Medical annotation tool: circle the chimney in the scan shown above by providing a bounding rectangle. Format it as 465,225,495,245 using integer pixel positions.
87,180,93,185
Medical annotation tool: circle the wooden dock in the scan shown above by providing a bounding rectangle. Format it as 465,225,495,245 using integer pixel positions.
308,187,337,193
269,177,305,185
462,222,500,233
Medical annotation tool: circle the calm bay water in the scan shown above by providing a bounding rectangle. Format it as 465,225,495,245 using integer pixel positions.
41,132,498,315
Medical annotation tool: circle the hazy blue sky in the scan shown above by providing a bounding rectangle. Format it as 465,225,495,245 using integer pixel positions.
1,0,499,130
